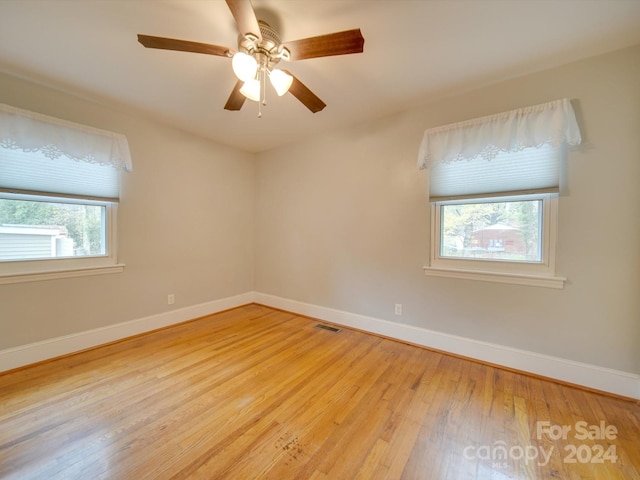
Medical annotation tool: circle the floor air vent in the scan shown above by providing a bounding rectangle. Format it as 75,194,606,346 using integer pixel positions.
315,324,341,333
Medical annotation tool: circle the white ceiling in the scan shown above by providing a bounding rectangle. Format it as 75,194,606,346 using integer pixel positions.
1,0,640,153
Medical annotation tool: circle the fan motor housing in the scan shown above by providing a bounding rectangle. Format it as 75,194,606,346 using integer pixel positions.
238,20,290,64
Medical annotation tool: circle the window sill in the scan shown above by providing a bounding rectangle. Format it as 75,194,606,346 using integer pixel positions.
423,266,565,289
0,264,125,285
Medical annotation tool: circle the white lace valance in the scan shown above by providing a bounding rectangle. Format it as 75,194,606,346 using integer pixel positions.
418,98,581,169
0,103,132,172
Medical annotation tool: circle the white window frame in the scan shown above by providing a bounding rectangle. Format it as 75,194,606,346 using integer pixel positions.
0,192,123,285
424,192,565,288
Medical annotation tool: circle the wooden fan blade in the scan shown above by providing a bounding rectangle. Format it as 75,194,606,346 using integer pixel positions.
224,81,246,111
225,0,262,41
138,35,231,57
283,70,326,113
282,29,364,61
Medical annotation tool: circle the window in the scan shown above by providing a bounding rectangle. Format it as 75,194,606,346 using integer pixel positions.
439,197,542,262
0,103,131,284
431,193,557,281
418,99,581,288
0,197,108,261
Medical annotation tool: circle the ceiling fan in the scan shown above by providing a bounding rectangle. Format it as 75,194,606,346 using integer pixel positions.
138,0,365,116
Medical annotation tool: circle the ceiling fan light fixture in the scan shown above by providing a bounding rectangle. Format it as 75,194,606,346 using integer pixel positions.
269,69,293,96
240,78,261,102
138,1,364,115
232,51,258,81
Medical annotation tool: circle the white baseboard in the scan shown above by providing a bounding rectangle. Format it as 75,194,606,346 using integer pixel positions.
0,292,254,373
3,291,638,400
253,292,640,400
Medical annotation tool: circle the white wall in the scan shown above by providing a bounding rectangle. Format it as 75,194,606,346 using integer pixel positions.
0,71,255,349
255,45,640,375
1,45,638,391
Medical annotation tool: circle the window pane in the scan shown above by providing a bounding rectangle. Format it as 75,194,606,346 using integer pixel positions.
0,198,106,261
440,200,542,262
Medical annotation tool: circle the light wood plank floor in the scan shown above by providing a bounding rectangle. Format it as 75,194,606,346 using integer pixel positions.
1,304,638,479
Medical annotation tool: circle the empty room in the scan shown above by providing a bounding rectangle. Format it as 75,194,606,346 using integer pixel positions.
0,1,639,479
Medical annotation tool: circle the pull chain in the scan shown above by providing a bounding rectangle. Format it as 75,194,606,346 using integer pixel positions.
258,68,262,118
258,67,268,118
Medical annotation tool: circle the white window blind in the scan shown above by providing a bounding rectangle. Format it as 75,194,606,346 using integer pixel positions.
417,98,581,200
0,148,122,200
429,144,561,200
0,103,132,201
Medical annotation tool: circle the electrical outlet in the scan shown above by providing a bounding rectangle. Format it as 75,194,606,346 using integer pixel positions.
167,294,175,305
394,303,402,316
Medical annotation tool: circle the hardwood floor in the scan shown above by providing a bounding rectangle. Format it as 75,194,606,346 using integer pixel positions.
0,304,638,479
